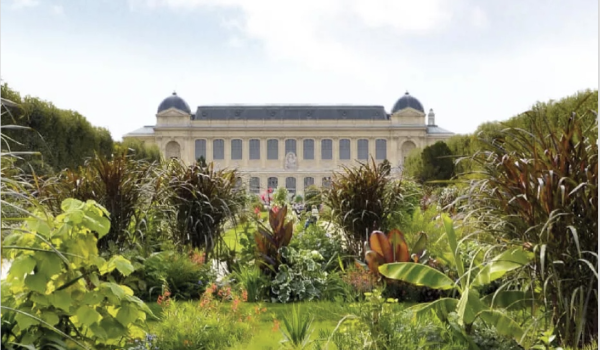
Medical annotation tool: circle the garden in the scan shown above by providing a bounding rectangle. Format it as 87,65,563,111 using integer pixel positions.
1,90,598,350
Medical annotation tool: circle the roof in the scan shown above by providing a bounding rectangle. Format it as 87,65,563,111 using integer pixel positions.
392,92,425,113
192,105,389,121
427,125,454,134
123,126,155,136
158,92,191,114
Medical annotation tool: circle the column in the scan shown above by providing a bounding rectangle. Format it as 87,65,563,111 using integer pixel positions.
260,138,266,169
206,138,213,162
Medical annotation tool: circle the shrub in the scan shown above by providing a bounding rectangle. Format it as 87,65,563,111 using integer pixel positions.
166,160,244,254
231,265,269,302
323,158,405,256
290,224,344,267
271,247,328,303
466,105,598,347
1,199,154,349
139,250,215,301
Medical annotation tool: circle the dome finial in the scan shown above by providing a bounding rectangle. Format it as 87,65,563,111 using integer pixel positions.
405,91,410,95
172,91,177,96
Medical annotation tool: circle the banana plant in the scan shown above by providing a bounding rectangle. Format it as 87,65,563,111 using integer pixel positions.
254,206,294,273
364,229,429,278
379,214,534,348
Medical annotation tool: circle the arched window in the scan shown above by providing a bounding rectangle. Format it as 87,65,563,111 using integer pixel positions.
250,177,260,194
213,139,225,160
304,177,314,191
357,139,368,160
249,139,260,160
268,177,278,190
401,141,417,163
322,177,332,188
267,139,279,160
195,139,206,161
231,139,242,160
285,139,297,156
303,139,314,160
339,139,350,160
375,139,387,160
166,141,181,159
286,177,296,195
321,139,332,160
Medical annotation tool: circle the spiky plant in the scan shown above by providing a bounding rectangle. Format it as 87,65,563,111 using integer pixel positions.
323,158,405,256
465,99,598,347
165,160,244,255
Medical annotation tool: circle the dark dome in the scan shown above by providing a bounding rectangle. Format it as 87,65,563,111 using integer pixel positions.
392,92,424,113
157,92,191,114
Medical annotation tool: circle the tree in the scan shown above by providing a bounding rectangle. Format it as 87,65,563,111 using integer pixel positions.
420,141,455,184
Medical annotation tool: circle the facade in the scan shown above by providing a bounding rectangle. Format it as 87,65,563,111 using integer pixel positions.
123,92,453,196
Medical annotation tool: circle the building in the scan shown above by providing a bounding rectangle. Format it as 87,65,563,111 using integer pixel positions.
123,91,453,196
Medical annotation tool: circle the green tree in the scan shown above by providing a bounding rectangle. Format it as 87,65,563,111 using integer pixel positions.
114,138,162,163
420,141,455,184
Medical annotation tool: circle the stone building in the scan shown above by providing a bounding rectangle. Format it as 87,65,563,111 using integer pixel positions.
123,91,453,196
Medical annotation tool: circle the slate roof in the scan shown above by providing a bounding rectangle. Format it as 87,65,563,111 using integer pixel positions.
192,105,389,121
392,92,425,113
124,126,155,136
426,125,454,134
158,92,192,114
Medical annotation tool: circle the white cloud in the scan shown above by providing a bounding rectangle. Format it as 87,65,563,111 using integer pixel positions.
11,0,40,9
127,0,457,84
470,6,488,28
52,4,64,15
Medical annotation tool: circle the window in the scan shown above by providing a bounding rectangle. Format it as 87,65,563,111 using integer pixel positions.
357,139,368,160
286,177,296,194
267,139,279,160
304,177,314,191
250,177,260,194
235,177,243,190
231,139,242,160
376,139,387,160
195,139,206,161
285,139,297,156
339,139,350,160
303,139,314,160
268,177,278,190
321,139,332,160
249,139,260,160
166,141,181,159
322,177,332,188
213,139,224,160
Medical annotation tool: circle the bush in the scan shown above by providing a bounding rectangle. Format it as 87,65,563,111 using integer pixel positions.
231,265,269,302
466,104,598,347
290,224,344,267
139,250,215,301
271,247,328,303
323,158,405,256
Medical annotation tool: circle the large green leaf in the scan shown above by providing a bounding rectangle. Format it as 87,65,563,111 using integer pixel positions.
111,255,135,276
478,310,524,343
481,291,535,311
82,209,110,238
408,297,459,321
49,290,72,312
456,288,485,326
116,304,139,326
442,215,464,286
472,248,531,287
76,305,102,326
9,255,37,278
379,262,455,290
15,310,40,330
24,273,48,293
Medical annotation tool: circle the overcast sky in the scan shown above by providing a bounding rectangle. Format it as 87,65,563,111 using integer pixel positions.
2,0,598,140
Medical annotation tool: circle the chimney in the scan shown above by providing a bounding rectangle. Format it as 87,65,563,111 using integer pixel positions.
427,108,436,126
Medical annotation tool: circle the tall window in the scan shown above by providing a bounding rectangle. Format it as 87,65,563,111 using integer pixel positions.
195,139,206,161
286,177,296,194
250,177,260,194
303,139,314,160
321,139,332,160
304,177,314,191
249,139,260,160
322,177,332,188
357,139,368,160
285,139,297,156
231,139,242,160
268,177,278,190
376,139,387,160
339,139,350,160
267,139,279,160
213,139,224,160
235,177,243,190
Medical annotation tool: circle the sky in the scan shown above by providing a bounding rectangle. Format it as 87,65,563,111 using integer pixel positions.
2,0,598,140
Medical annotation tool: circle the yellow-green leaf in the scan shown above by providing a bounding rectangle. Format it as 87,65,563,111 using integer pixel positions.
472,248,531,287
61,198,84,212
408,298,458,321
41,311,60,326
9,255,37,279
479,310,525,343
112,256,135,277
456,288,484,326
49,290,72,312
25,273,48,293
116,304,139,326
379,262,455,290
76,305,101,326
82,209,110,238
481,291,535,311
15,311,40,330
